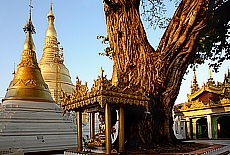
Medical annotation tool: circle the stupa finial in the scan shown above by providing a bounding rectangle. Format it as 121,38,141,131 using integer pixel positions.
99,67,104,77
191,67,199,94
46,0,57,37
208,66,213,80
23,0,36,34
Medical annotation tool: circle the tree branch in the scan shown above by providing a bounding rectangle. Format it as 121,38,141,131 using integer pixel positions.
103,0,114,8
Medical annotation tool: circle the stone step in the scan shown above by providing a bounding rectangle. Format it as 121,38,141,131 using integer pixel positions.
0,131,77,136
0,128,76,133
1,111,62,116
0,119,72,123
0,135,76,142
0,138,77,153
25,143,76,153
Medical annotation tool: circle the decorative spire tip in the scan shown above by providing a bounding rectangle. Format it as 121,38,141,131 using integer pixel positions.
23,0,36,34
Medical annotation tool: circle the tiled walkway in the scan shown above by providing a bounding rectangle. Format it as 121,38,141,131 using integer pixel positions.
65,140,230,155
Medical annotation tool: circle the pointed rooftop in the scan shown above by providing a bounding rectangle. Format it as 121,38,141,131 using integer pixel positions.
190,67,199,94
3,2,54,103
207,66,215,85
0,2,77,152
38,2,74,106
46,2,57,38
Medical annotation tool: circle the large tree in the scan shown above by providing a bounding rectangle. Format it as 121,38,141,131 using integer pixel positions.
102,0,230,148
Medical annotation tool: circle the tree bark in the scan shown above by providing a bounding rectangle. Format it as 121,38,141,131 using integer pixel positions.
104,0,230,148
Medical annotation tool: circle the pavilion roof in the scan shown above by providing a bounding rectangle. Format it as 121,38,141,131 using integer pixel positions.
60,74,149,112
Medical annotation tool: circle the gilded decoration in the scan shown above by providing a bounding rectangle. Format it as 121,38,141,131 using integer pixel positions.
3,4,54,103
180,99,230,111
178,68,230,112
43,36,58,50
9,79,48,89
60,74,149,112
220,98,230,105
87,112,106,147
188,83,223,101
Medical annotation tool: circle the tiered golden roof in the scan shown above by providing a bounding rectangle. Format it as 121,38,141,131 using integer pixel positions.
3,6,54,103
175,68,230,111
60,69,149,113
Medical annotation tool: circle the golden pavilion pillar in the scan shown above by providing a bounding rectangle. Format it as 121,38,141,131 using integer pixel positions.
77,111,83,152
186,117,191,139
90,112,95,139
192,118,198,139
105,103,111,154
207,114,213,139
119,104,125,152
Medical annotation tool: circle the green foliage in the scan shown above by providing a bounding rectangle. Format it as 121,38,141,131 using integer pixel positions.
140,0,230,72
140,0,177,29
195,22,230,72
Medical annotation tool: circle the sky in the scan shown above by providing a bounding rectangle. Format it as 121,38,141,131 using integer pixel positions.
0,0,229,104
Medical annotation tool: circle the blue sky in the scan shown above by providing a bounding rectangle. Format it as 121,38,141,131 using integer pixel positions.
0,0,229,104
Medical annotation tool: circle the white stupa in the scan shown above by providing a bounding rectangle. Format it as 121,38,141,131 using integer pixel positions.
39,4,75,107
0,3,77,153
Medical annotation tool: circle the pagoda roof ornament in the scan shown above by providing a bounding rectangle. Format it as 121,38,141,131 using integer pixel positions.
99,67,105,78
60,74,149,113
48,1,55,18
23,0,36,34
208,66,212,79
207,66,215,86
190,67,199,94
46,1,57,37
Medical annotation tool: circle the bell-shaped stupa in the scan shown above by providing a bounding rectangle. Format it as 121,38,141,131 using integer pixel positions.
0,2,77,153
39,3,74,107
3,10,53,103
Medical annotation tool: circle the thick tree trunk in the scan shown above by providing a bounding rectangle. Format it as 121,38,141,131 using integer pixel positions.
103,0,229,148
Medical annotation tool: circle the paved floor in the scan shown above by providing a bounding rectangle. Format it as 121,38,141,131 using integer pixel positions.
183,140,230,155
63,140,230,155
187,139,230,145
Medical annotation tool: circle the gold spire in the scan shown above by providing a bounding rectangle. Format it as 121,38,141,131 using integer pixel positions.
3,1,54,103
193,67,197,83
191,67,199,94
207,66,215,85
40,2,58,64
99,66,104,77
208,66,213,80
46,1,57,37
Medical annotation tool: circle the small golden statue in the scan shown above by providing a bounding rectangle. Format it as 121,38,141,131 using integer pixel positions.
87,112,106,147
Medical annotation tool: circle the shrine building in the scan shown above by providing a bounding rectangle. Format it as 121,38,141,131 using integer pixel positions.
174,67,230,140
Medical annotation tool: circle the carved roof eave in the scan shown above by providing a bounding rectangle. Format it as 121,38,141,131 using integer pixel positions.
178,98,230,112
187,85,223,101
64,92,148,112
62,90,149,112
61,76,149,112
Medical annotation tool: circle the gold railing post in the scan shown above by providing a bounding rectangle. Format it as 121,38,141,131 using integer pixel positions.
119,104,125,152
105,103,111,154
90,112,95,139
77,111,83,152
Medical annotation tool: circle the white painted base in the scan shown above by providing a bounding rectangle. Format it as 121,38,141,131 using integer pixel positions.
0,100,77,153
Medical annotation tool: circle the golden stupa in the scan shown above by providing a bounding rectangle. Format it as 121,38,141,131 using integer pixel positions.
3,9,54,103
0,3,77,152
39,4,74,106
